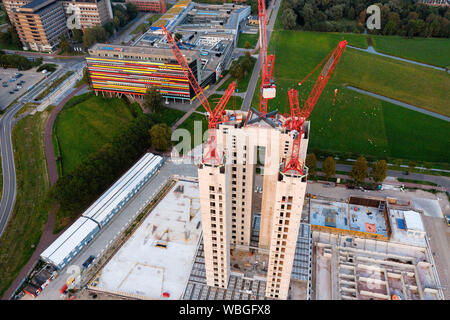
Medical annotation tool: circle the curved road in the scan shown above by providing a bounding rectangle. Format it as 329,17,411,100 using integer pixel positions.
0,61,80,237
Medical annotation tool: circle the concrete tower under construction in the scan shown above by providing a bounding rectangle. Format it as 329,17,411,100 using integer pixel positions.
198,110,310,300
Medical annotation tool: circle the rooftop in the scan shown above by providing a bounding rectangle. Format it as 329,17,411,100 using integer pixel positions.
19,0,57,11
309,198,389,238
89,181,202,300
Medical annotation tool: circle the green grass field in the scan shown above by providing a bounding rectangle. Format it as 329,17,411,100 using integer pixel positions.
54,94,140,174
250,28,450,164
267,31,449,117
371,35,450,68
237,32,259,48
151,106,185,126
0,108,52,298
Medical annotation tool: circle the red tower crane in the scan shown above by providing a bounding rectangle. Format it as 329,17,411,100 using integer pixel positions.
257,0,276,118
161,26,236,165
283,40,348,176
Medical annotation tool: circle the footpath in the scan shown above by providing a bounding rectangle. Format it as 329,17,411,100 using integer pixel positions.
2,83,87,300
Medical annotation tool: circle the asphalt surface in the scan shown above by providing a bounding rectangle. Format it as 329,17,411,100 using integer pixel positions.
241,0,281,112
35,160,198,300
323,162,450,192
347,86,450,122
0,57,84,238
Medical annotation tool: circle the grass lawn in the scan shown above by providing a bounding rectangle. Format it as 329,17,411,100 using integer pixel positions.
0,108,52,298
237,32,258,48
130,23,147,35
176,112,208,151
218,56,256,92
53,93,141,175
250,28,450,164
268,30,449,116
151,106,185,126
370,35,450,68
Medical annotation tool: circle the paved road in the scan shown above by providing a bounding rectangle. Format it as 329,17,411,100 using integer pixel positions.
346,86,450,122
0,58,84,238
325,162,450,192
347,45,448,73
242,0,281,112
35,160,198,300
421,216,450,299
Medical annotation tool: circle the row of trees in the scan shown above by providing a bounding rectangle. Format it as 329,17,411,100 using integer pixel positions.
51,111,157,215
229,52,255,82
281,0,450,37
0,51,42,70
306,153,388,183
82,3,138,48
0,25,22,49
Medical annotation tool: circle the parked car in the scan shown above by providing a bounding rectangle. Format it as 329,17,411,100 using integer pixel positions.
13,88,19,91
446,215,450,227
403,171,409,175
9,91,14,94
17,85,22,89
82,255,96,269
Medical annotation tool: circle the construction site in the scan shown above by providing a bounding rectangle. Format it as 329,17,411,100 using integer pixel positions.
78,0,446,302
312,231,443,300
309,196,391,240
87,180,202,300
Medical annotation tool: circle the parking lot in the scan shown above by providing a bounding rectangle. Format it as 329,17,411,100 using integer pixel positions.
0,67,47,110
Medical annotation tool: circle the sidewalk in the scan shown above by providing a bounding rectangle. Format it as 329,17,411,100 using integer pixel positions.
314,171,447,192
1,83,88,300
171,73,231,131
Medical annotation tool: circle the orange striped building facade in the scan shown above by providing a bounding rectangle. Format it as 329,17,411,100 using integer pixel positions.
86,45,200,101
125,0,166,13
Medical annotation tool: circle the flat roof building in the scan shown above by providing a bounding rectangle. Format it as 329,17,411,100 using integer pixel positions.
4,0,112,51
125,0,166,13
86,0,249,101
14,0,69,52
198,110,311,300
62,0,113,29
88,180,202,300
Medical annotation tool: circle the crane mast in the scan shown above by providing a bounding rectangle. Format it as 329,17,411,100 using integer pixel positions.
162,26,236,165
283,40,347,176
258,0,276,118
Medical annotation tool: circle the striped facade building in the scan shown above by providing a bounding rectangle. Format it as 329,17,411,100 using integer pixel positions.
125,0,166,13
87,44,203,101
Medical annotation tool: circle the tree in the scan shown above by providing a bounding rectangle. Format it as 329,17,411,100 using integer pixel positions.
83,26,108,48
10,26,22,48
125,2,138,20
282,8,297,30
73,29,83,43
59,34,71,54
305,153,317,175
371,160,387,183
230,60,243,80
174,33,183,42
113,16,121,30
240,52,253,73
350,156,368,183
150,124,171,151
104,20,115,37
244,40,251,49
322,156,336,180
143,87,163,113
